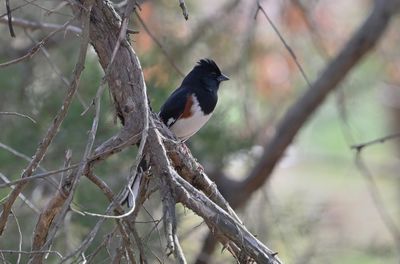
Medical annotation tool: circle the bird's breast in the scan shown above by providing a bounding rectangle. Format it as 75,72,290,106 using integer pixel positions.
170,94,213,141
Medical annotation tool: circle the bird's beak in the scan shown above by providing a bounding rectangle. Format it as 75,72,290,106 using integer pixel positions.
217,73,230,82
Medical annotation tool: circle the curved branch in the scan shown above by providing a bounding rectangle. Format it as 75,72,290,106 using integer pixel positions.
230,0,400,207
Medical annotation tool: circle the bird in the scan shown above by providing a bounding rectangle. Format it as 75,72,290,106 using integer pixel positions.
122,59,229,208
159,58,229,141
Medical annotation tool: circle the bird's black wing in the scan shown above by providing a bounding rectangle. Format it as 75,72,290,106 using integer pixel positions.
159,86,191,127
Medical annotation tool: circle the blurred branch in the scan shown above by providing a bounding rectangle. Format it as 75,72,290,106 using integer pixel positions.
0,0,39,18
0,173,40,214
11,211,22,264
351,132,400,151
135,10,185,77
0,111,36,123
353,141,400,252
195,0,400,261
24,30,88,109
29,150,74,263
233,0,400,207
0,8,88,235
0,250,62,259
5,0,15,37
171,0,241,58
0,164,79,189
290,0,330,59
0,16,82,34
255,2,311,88
0,18,76,68
178,0,189,20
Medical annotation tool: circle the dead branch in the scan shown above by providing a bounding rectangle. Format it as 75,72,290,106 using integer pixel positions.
0,16,82,34
0,111,36,123
51,0,282,262
29,150,74,264
178,0,189,20
0,173,40,214
0,5,88,236
0,18,76,68
351,132,400,151
5,0,15,37
146,125,282,263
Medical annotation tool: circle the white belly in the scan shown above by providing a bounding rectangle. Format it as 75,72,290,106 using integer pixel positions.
170,111,212,141
170,94,212,141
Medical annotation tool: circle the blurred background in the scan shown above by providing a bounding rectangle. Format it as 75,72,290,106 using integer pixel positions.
1,0,400,263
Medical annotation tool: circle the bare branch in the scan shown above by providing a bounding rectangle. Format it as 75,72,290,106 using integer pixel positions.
0,142,40,165
354,151,400,251
178,0,189,20
11,211,22,264
0,173,40,214
135,10,185,77
0,16,82,34
351,132,400,151
24,31,88,109
0,10,87,236
0,111,36,123
0,250,62,259
255,2,311,88
235,0,400,208
0,0,39,18
29,151,74,263
146,125,281,263
5,0,15,37
0,18,76,68
0,164,79,189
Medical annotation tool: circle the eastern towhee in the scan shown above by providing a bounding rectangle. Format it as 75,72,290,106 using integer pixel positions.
123,59,229,208
160,58,229,141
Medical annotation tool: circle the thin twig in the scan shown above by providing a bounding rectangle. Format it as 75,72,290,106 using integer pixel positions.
0,164,79,188
135,10,185,77
178,0,189,20
255,2,311,88
238,0,400,209
0,142,45,171
0,0,39,18
24,30,88,109
60,204,113,263
5,0,15,37
351,132,400,151
0,250,63,259
0,16,81,34
0,14,82,235
0,141,62,189
29,150,73,263
11,211,22,264
0,111,36,123
21,0,71,18
0,18,76,68
354,151,400,251
77,186,135,219
34,3,93,261
0,173,40,214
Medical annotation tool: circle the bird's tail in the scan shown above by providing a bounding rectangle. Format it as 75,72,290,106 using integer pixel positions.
121,157,149,209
